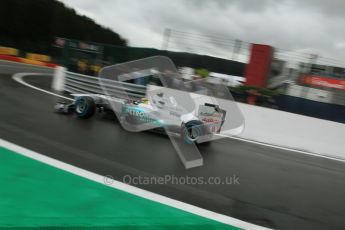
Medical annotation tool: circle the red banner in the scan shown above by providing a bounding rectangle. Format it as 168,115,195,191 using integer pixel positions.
302,75,345,90
244,44,273,88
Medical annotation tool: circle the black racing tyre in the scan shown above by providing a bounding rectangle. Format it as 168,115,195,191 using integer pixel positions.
181,120,204,144
74,96,96,119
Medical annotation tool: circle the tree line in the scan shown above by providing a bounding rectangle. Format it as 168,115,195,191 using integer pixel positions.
0,0,127,54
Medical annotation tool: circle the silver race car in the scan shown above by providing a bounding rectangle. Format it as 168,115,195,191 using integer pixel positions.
55,91,226,144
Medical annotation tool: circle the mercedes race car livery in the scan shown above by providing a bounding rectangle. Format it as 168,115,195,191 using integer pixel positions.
55,91,226,144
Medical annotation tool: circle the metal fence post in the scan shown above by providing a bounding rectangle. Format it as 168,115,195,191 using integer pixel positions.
52,66,66,91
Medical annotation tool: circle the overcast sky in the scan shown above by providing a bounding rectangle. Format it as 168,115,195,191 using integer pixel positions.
59,0,345,66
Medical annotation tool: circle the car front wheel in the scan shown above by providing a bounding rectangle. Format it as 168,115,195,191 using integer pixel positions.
75,96,96,119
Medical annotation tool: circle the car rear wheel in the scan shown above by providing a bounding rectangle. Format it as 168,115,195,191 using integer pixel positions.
181,120,204,144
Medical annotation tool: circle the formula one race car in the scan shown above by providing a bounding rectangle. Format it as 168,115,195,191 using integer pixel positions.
55,92,226,144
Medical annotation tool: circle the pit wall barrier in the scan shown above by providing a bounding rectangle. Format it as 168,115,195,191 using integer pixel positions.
53,69,345,160
236,103,345,160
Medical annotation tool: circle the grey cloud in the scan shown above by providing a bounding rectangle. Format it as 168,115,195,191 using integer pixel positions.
59,0,345,64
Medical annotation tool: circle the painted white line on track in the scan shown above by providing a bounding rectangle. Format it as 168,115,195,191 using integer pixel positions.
231,136,345,163
12,73,73,101
0,138,269,230
13,73,345,164
217,133,345,164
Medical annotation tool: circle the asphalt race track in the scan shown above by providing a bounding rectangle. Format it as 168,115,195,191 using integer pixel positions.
1,61,345,230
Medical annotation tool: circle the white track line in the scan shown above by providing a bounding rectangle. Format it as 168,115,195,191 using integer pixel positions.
0,138,269,230
231,136,345,163
217,133,345,164
13,73,345,164
12,73,73,101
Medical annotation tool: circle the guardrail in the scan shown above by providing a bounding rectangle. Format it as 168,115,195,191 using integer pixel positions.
52,67,146,99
